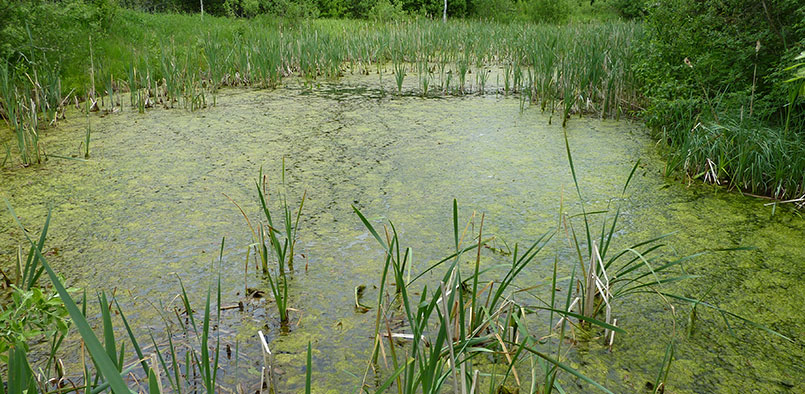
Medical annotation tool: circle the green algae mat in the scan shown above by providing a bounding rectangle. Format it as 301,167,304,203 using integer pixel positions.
1,85,803,393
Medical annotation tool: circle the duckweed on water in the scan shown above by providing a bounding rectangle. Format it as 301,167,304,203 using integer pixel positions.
1,86,803,392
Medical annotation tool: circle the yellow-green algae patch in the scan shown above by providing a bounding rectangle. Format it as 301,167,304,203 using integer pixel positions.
0,83,803,393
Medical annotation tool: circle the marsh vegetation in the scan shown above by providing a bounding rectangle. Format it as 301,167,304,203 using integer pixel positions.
1,0,803,393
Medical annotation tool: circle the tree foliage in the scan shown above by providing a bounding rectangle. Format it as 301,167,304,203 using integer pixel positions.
637,0,804,128
105,0,576,19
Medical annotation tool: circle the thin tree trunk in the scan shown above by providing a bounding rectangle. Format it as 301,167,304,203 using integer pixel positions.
200,0,204,20
443,0,447,22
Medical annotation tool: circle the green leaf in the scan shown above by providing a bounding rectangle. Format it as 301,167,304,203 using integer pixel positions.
520,343,614,394
4,200,133,394
306,341,313,394
374,357,414,394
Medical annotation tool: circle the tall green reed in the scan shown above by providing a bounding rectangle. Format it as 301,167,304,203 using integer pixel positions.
352,200,620,394
561,130,792,344
230,163,306,324
2,202,235,394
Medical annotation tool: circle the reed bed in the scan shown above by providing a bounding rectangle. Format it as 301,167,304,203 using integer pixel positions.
2,11,799,200
1,15,642,165
122,18,642,117
660,119,805,201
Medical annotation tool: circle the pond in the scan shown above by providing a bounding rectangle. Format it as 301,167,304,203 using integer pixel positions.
1,82,803,393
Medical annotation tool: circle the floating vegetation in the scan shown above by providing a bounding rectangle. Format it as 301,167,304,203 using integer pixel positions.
0,132,793,393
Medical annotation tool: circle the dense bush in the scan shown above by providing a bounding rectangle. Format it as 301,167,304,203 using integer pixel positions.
788,51,805,125
610,0,646,19
367,0,407,21
468,0,515,21
0,1,107,63
221,0,319,17
637,0,804,128
521,0,568,23
0,0,118,93
0,285,71,357
636,0,805,198
96,0,581,20
465,0,571,23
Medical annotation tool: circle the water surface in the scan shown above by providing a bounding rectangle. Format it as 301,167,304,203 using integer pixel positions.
1,84,803,393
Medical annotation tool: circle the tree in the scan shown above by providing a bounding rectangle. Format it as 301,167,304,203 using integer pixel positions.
443,0,446,21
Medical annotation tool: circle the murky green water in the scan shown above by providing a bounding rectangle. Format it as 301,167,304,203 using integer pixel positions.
1,84,803,393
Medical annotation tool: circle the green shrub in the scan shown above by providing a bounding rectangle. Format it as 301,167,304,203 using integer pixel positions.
0,285,71,358
0,0,121,93
317,0,349,17
224,0,262,16
469,0,516,21
367,0,407,21
785,51,805,129
610,0,646,19
637,0,805,198
92,0,118,30
638,0,804,125
519,0,569,23
265,0,319,18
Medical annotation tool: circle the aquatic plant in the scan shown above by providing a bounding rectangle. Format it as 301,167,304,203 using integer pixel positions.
353,201,620,394
83,93,91,159
2,202,232,393
0,62,40,166
561,130,792,347
418,58,431,97
6,17,644,113
393,57,406,95
230,163,306,324
253,165,306,323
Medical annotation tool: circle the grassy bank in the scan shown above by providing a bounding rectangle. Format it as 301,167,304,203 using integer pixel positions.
637,0,804,201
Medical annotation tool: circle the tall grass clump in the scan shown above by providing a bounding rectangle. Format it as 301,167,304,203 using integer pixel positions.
232,163,306,324
352,200,620,394
659,118,805,201
560,131,792,344
1,62,41,166
1,44,69,165
254,165,306,323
